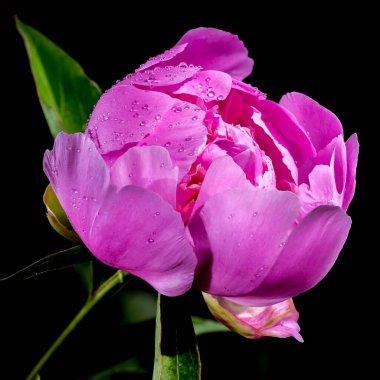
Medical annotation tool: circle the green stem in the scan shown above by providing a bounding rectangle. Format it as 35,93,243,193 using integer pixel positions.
26,270,127,380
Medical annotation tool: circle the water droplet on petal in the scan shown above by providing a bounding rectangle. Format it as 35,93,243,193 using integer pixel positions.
147,238,155,243
142,104,149,110
194,107,201,112
155,114,161,120
72,189,79,194
279,241,285,248
192,116,198,121
253,211,258,217
82,196,89,201
128,173,133,178
164,142,171,147
228,214,233,219
178,147,185,152
154,211,160,216
139,121,146,126
217,95,224,101
179,62,188,68
207,91,215,98
185,136,192,141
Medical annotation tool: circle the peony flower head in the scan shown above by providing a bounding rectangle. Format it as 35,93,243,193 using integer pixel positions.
44,28,358,308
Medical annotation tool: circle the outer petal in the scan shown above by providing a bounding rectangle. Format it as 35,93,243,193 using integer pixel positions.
170,28,254,80
86,85,175,154
43,132,110,241
343,133,359,210
235,206,351,306
203,294,303,342
280,92,343,152
137,43,188,72
89,186,196,296
125,64,201,89
44,133,196,296
192,188,300,294
110,146,178,208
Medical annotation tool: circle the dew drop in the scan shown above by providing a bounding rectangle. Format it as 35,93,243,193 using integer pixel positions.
194,107,201,112
217,95,224,101
253,211,258,217
185,136,192,141
179,62,188,68
142,104,149,110
178,147,185,152
82,196,89,201
139,121,146,126
160,162,165,168
164,142,171,147
154,211,160,216
76,149,81,153
184,104,190,110
91,197,97,202
192,116,198,121
155,114,161,120
72,189,79,194
172,106,182,113
147,238,155,243
207,91,215,98
197,83,203,89
128,173,133,178
227,214,233,219
279,241,285,248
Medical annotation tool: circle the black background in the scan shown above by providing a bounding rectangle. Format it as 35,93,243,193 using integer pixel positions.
1,2,377,379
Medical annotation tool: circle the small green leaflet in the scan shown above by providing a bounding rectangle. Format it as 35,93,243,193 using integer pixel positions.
153,294,201,380
16,18,101,137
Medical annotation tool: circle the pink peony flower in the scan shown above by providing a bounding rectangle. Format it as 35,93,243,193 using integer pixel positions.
203,293,303,342
44,28,358,307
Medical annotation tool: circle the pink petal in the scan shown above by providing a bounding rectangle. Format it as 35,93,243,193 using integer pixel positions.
191,188,300,295
191,155,251,218
111,146,178,207
280,92,343,152
43,132,110,242
89,185,196,296
170,28,254,80
331,135,347,194
204,294,303,342
253,99,316,167
142,100,207,179
235,206,351,306
298,165,340,216
44,133,196,296
249,108,298,183
136,43,188,72
125,64,201,89
86,85,175,154
173,70,232,103
343,134,359,210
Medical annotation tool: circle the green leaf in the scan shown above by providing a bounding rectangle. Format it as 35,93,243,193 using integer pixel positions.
192,316,230,336
85,357,147,380
43,184,80,242
0,245,91,283
153,294,201,380
16,18,101,137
